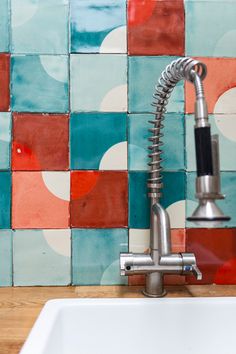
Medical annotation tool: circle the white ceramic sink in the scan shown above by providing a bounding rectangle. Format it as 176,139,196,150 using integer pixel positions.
20,297,236,354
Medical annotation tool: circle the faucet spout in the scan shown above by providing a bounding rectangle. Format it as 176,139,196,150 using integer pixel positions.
120,57,229,297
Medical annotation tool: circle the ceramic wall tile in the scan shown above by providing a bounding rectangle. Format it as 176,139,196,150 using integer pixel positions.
71,171,128,228
0,0,10,52
11,55,69,112
12,172,70,229
128,228,186,285
0,172,11,229
129,171,185,229
186,114,236,171
128,56,184,113
13,229,71,286
0,113,11,170
12,113,69,171
185,58,236,114
70,113,127,170
186,172,236,228
128,0,184,55
72,228,128,285
128,113,184,171
11,0,69,54
0,54,10,112
0,230,12,286
70,0,127,53
186,228,236,285
70,54,127,112
186,0,236,57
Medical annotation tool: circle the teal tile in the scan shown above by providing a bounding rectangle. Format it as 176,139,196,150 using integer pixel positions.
70,112,127,170
129,171,185,228
70,54,127,112
128,113,185,171
0,230,12,286
0,0,10,52
13,229,71,286
72,229,128,285
11,0,69,54
186,114,236,171
11,55,69,112
186,172,235,228
128,56,184,113
186,0,236,57
0,113,11,170
71,0,126,53
0,172,11,229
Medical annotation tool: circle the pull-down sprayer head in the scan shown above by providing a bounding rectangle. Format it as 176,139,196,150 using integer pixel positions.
187,66,230,223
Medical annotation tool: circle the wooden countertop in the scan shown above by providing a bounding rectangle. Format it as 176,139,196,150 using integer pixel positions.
1,285,236,354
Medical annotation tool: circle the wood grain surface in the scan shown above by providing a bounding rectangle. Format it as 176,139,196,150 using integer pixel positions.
1,285,236,354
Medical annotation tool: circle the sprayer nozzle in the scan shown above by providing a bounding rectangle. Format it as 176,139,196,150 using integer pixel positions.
187,199,230,224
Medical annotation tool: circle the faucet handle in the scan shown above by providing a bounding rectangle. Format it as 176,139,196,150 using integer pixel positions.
180,253,202,280
192,265,202,280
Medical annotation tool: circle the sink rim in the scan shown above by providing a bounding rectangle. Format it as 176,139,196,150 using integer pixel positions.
20,296,236,354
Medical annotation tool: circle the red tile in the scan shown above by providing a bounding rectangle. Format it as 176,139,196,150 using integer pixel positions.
12,113,69,171
186,228,236,284
70,171,128,228
12,172,70,229
185,58,236,113
0,54,10,111
128,0,184,55
129,229,186,286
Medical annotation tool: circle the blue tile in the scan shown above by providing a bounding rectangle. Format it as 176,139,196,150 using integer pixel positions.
13,229,71,286
71,0,126,53
186,114,236,171
129,171,185,228
186,172,235,228
11,0,69,54
128,113,185,171
186,0,236,57
0,113,11,170
0,230,12,286
128,56,184,113
0,0,9,52
0,172,11,229
70,112,127,170
72,228,128,285
11,55,69,112
70,54,127,112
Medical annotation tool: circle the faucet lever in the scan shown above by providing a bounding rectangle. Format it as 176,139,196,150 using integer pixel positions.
192,265,202,280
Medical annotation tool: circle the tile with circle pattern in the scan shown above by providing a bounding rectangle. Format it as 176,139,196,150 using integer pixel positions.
186,228,236,285
11,55,69,113
72,228,128,285
70,0,127,53
12,172,70,229
70,112,127,170
186,0,236,57
13,229,71,286
12,113,69,171
71,171,128,228
128,0,184,55
11,0,69,54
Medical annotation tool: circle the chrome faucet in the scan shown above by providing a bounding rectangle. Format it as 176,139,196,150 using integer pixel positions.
120,57,230,297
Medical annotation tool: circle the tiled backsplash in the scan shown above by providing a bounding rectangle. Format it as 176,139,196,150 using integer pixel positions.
0,0,236,287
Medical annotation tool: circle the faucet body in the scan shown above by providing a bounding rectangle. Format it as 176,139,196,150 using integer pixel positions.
120,57,229,297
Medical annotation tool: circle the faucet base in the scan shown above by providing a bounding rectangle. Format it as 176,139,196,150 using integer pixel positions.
142,289,167,298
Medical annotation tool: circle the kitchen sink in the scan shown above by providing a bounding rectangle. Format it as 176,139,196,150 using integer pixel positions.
20,297,236,354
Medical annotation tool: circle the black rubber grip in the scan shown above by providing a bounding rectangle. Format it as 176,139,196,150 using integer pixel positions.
195,127,213,176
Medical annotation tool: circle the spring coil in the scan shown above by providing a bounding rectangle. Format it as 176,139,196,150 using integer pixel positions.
148,57,207,199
